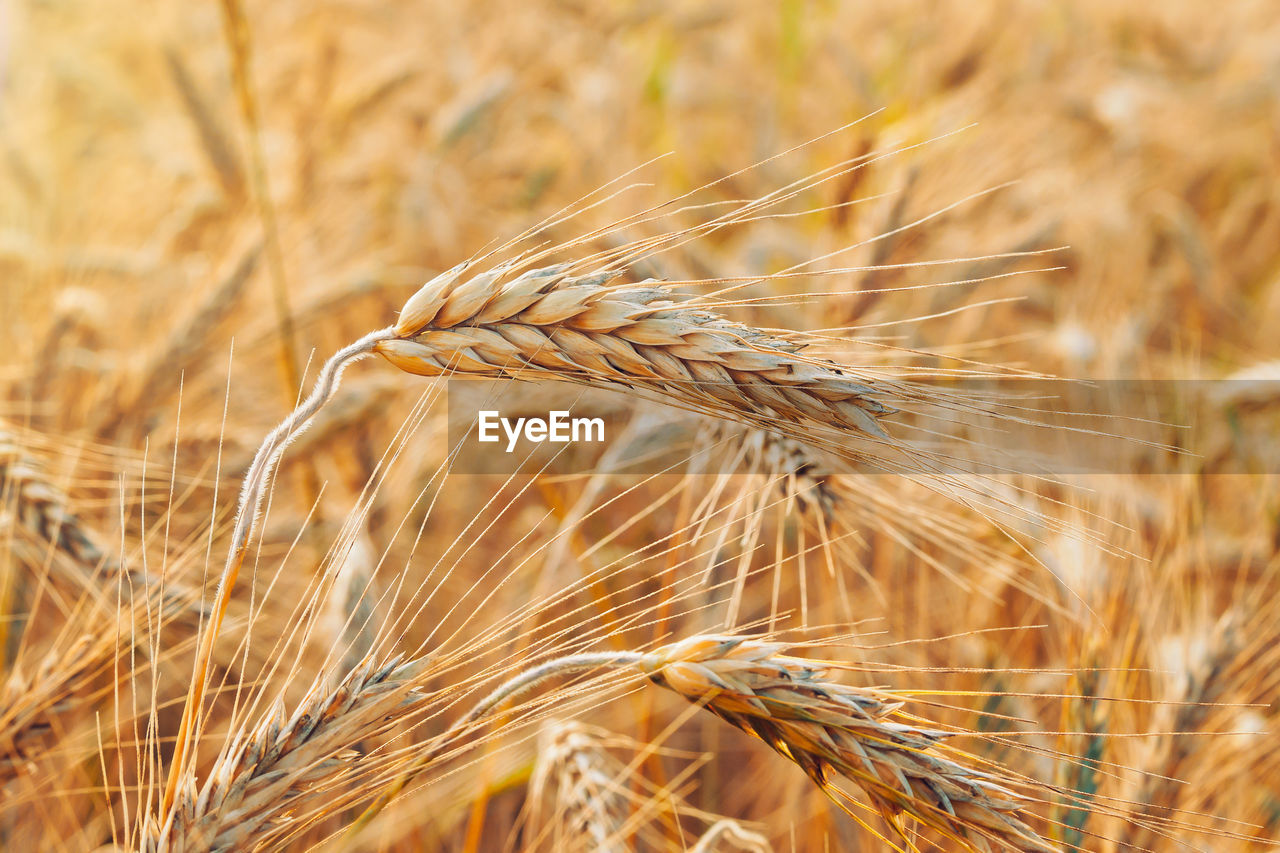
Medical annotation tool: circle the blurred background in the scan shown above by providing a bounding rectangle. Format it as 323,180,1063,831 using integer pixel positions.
2,1,1279,850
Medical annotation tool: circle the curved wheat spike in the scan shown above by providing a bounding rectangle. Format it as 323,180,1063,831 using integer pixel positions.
379,262,897,445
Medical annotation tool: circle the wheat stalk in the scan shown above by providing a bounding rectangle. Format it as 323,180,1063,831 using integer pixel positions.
346,636,1053,852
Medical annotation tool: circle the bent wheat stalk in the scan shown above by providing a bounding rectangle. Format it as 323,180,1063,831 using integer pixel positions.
350,637,1053,852
160,328,391,816
147,655,427,852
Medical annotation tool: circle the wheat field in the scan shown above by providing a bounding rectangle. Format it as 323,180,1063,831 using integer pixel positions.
2,1,1279,851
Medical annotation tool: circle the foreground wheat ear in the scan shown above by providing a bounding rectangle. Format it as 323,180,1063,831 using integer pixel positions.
155,245,1026,840
379,261,896,440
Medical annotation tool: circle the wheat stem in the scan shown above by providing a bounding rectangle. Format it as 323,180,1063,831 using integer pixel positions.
348,651,641,834
159,327,393,817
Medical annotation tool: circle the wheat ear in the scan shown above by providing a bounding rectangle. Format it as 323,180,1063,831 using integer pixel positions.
527,720,772,852
146,654,426,852
378,262,896,442
350,638,1052,852
526,722,637,853
0,429,201,625
639,636,1056,853
159,327,392,817
0,634,103,784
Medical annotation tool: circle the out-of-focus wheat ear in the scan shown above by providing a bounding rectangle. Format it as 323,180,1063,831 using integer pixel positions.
1122,612,1243,851
688,819,773,853
734,425,840,518
637,636,1058,853
526,721,632,853
20,286,105,416
377,262,899,452
523,719,760,852
0,427,204,638
163,47,245,200
0,634,107,785
318,523,381,673
94,242,261,438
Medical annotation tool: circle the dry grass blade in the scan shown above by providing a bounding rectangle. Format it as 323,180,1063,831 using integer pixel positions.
379,263,897,444
638,636,1056,853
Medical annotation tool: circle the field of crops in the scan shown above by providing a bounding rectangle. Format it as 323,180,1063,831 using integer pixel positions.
2,2,1279,850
